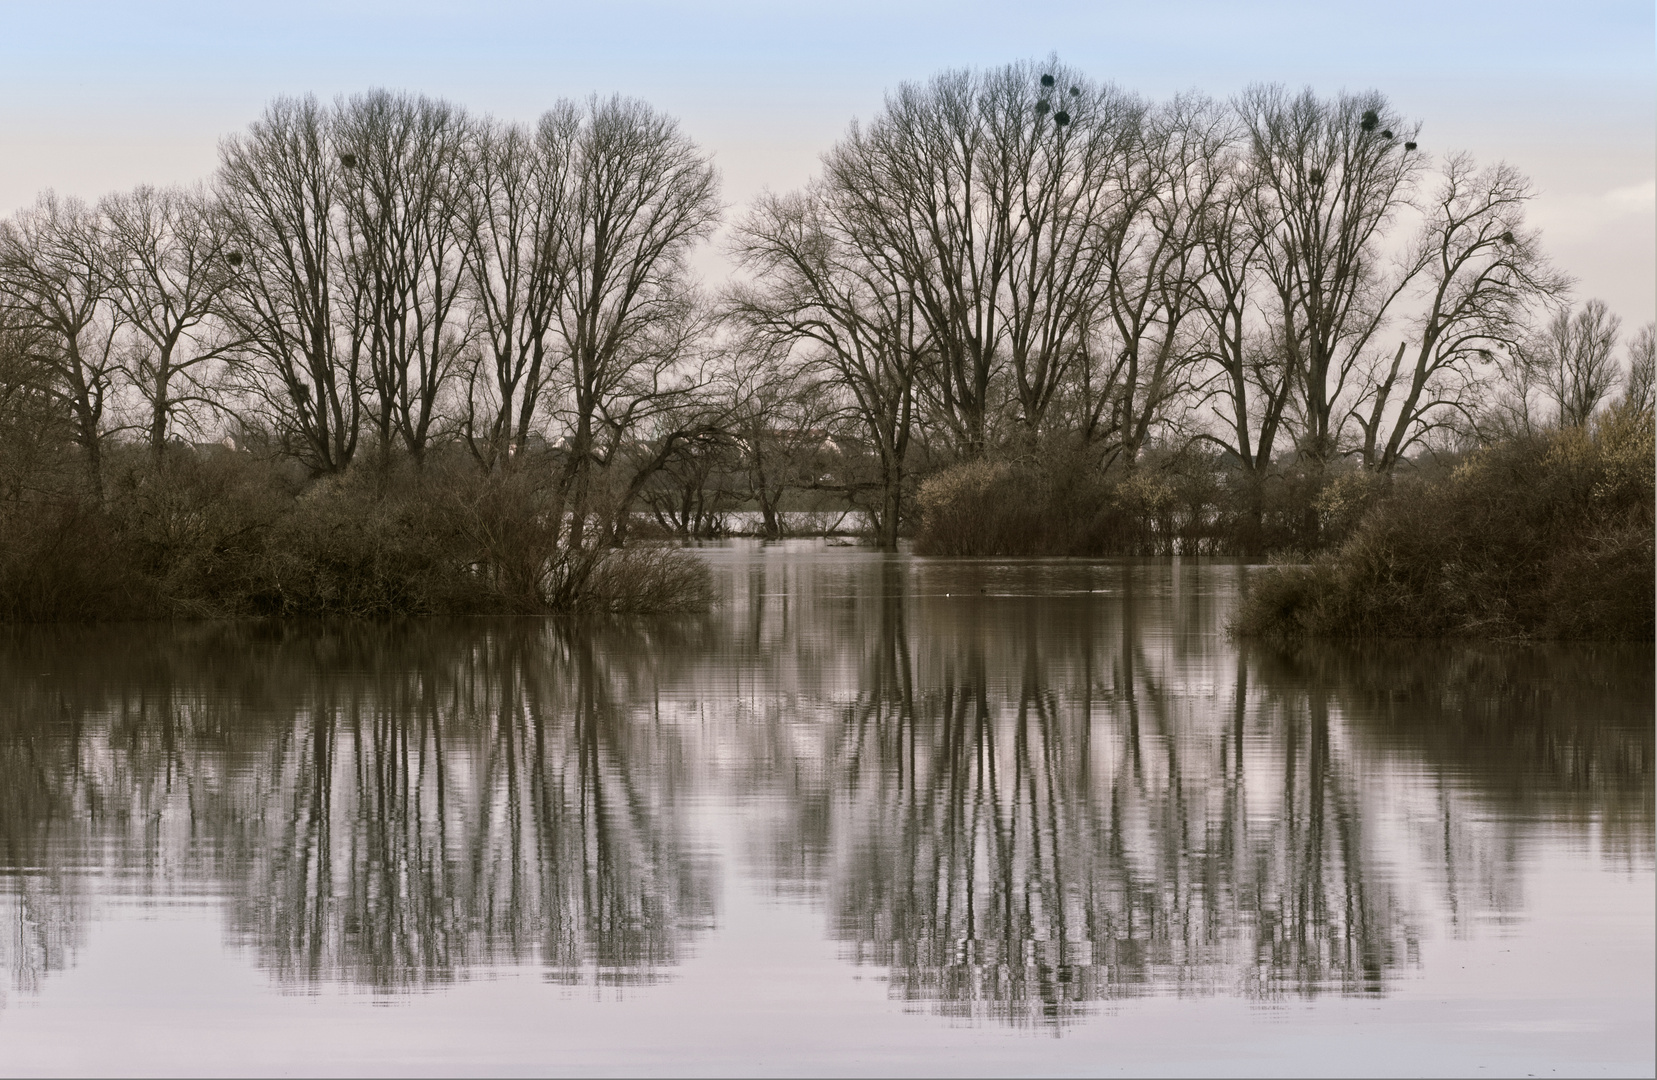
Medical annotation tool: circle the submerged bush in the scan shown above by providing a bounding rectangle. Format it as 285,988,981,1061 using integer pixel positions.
577,545,715,616
911,444,1275,557
1233,406,1655,641
249,477,471,618
915,459,1024,555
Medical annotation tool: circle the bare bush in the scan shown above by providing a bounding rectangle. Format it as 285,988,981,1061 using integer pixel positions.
578,545,714,615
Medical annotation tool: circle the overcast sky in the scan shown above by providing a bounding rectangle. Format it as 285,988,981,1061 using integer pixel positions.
1,0,1651,324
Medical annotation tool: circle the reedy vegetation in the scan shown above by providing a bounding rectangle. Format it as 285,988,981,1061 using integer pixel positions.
0,64,1649,629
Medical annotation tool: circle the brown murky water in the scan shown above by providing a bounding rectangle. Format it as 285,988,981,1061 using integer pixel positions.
0,544,1651,1076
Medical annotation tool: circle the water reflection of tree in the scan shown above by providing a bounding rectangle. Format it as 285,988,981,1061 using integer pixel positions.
0,674,91,1001
823,566,1418,1025
0,559,1651,1016
0,622,715,996
1251,640,1656,869
832,623,1108,1024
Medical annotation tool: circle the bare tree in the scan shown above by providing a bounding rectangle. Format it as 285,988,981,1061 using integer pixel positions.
1192,146,1295,533
823,62,1138,457
101,185,245,453
635,393,739,539
716,340,837,540
1353,156,1569,471
0,194,123,494
1622,322,1655,416
0,309,68,501
727,189,928,549
823,69,997,456
457,96,718,543
1102,94,1231,464
335,90,471,465
540,96,720,552
1238,86,1423,468
1533,299,1623,428
217,95,362,474
988,65,1134,443
455,112,570,471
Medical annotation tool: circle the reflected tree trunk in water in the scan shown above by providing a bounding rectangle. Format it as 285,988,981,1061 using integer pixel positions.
823,563,1427,1022
0,569,1648,1019
0,624,715,994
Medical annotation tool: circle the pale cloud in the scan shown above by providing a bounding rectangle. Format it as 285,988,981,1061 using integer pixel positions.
1604,180,1657,211
1523,180,1655,324
1528,181,1655,239
1530,179,1657,238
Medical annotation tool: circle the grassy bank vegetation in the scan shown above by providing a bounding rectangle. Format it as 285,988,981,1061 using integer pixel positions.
1231,404,1655,642
0,444,713,623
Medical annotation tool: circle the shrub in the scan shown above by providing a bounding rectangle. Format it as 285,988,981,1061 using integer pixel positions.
106,446,294,616
577,545,715,616
912,446,1231,557
1314,466,1386,546
914,459,1025,556
0,446,717,622
249,479,467,617
0,498,152,622
1233,406,1655,641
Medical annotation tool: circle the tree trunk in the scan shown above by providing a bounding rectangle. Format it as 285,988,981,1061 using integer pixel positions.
878,460,903,551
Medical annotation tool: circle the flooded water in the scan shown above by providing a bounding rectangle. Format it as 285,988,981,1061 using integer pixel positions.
0,545,1651,1077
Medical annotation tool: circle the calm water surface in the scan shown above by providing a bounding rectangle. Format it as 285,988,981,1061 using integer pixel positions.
0,546,1651,1077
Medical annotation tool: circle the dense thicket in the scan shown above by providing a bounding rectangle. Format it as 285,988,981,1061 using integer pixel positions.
0,441,712,621
0,65,1651,624
1233,400,1655,641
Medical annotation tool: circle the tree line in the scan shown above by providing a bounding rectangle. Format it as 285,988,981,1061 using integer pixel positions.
0,62,1651,614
